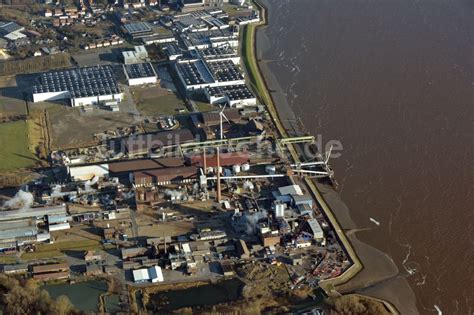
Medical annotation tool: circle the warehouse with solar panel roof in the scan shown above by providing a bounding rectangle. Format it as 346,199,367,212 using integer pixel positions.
123,62,158,86
32,65,123,107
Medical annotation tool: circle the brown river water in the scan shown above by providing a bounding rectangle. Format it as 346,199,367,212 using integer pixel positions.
256,0,473,313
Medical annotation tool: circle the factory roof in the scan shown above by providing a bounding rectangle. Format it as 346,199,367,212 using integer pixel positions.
0,22,23,35
133,166,197,185
122,247,147,259
199,46,237,58
186,151,249,168
32,271,70,280
185,28,235,46
123,22,152,34
278,185,303,196
0,225,37,241
32,262,68,274
124,63,157,79
207,84,254,101
163,43,182,56
1,263,29,273
0,205,67,222
176,60,214,86
206,60,243,82
133,268,150,282
148,266,164,282
306,218,324,238
32,65,121,98
109,157,184,173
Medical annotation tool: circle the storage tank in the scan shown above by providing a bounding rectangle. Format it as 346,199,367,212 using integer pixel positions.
233,164,241,174
265,165,276,175
274,202,285,218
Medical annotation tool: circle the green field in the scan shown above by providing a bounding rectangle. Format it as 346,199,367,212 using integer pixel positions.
0,120,36,171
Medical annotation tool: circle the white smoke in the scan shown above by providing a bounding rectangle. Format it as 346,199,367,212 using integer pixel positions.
84,176,99,192
243,210,268,234
164,189,183,201
243,181,254,191
192,183,200,195
51,185,63,198
3,190,34,211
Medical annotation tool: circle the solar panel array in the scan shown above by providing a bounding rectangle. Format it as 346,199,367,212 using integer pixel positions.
177,61,213,86
125,63,156,79
124,22,152,34
207,60,243,82
33,65,120,98
0,22,22,35
208,84,254,101
199,46,236,58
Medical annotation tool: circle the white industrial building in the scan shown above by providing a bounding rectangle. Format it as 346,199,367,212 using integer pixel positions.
205,84,256,107
132,266,164,283
122,45,149,65
306,219,324,241
198,46,240,64
68,164,109,181
180,28,239,51
32,66,123,107
123,63,158,86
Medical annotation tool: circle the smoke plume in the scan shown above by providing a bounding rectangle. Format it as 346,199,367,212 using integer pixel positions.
3,190,34,211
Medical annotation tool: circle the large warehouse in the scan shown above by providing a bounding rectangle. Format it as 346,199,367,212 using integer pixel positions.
32,65,123,107
123,63,158,86
206,84,256,107
175,59,245,91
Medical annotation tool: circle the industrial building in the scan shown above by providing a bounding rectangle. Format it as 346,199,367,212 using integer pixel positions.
141,34,176,45
175,59,245,91
32,66,123,107
180,28,238,50
186,151,249,168
123,63,158,86
0,205,67,222
109,157,185,183
132,265,164,283
133,166,197,187
122,22,154,40
206,60,244,84
206,84,256,107
181,0,205,7
0,220,50,251
198,46,239,64
122,45,148,65
0,21,26,41
32,262,70,281
68,164,110,181
163,43,183,61
175,59,214,91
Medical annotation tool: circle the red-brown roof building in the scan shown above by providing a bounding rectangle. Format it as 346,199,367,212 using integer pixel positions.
186,151,249,168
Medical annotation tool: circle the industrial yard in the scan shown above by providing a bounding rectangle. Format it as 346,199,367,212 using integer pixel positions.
0,1,352,314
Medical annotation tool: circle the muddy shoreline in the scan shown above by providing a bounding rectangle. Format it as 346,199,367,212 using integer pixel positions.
254,1,419,313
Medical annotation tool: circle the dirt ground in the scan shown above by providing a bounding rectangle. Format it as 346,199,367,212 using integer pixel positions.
135,209,195,238
38,103,137,150
132,85,186,117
